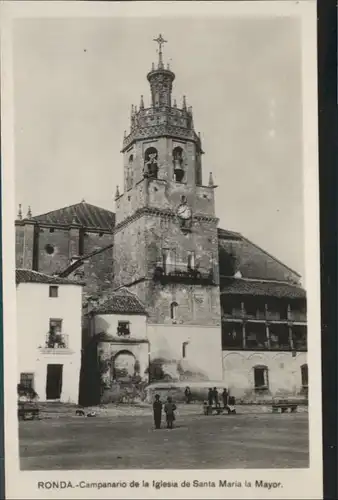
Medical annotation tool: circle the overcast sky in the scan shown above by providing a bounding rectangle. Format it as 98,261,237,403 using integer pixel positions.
13,16,304,277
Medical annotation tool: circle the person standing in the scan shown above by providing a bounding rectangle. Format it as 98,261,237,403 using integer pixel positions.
222,388,229,409
164,396,177,429
153,394,163,429
213,387,219,407
208,388,213,406
184,386,192,404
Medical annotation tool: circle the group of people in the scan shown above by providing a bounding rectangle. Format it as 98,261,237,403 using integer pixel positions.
208,387,230,408
152,387,234,429
153,395,177,430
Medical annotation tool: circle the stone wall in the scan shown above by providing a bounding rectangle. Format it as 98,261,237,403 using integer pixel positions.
222,350,307,401
120,213,221,326
15,225,25,268
36,227,71,274
146,323,223,382
144,214,220,279
97,340,149,404
15,222,114,298
112,217,147,287
131,282,220,327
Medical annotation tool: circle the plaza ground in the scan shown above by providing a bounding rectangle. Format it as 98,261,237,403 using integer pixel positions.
19,405,309,470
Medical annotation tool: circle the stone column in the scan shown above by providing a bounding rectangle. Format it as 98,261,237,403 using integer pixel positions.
289,326,294,350
241,301,245,319
266,324,270,349
242,322,246,349
68,225,80,259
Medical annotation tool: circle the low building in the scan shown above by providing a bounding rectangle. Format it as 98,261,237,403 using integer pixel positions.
80,288,149,405
219,228,307,401
16,269,83,403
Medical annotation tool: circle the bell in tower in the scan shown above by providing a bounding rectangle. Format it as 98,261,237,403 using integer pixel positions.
172,146,185,182
144,148,159,179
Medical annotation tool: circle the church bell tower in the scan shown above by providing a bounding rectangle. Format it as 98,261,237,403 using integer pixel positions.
113,35,223,381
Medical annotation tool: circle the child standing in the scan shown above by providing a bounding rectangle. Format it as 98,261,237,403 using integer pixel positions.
164,396,177,429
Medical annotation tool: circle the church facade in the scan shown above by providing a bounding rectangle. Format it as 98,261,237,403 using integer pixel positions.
15,35,307,403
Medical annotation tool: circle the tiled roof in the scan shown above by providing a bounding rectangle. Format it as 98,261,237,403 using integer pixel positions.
218,227,301,283
16,269,83,286
91,288,147,315
217,228,242,240
30,202,115,231
220,278,306,299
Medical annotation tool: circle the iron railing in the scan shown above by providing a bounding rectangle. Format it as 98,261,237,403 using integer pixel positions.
44,333,69,349
153,263,215,285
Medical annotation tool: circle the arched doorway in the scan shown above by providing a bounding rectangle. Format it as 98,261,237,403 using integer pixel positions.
112,350,136,382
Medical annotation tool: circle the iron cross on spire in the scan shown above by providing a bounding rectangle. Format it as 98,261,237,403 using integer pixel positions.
153,34,167,68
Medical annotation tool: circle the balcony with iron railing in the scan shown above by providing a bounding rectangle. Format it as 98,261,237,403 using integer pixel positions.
39,333,71,353
153,263,215,285
222,322,307,351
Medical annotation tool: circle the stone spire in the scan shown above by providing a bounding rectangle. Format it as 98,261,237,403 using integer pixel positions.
26,206,32,219
17,204,22,220
208,172,217,188
182,95,187,111
115,185,120,200
147,34,175,108
140,95,144,110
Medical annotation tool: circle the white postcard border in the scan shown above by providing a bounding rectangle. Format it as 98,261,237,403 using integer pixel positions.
1,1,322,499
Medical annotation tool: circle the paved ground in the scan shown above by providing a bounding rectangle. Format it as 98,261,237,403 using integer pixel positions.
19,410,309,470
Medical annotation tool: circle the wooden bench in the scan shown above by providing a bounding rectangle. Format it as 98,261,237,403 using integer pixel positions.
203,405,236,416
272,403,298,414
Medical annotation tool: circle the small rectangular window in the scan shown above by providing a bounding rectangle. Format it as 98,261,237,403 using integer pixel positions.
254,366,269,391
49,286,58,298
79,230,85,256
187,251,195,270
301,364,308,388
20,373,34,390
117,321,130,336
49,318,62,333
162,249,169,273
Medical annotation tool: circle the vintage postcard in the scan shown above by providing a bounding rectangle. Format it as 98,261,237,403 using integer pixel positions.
1,0,322,498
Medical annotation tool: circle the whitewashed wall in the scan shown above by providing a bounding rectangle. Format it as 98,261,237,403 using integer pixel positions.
16,282,82,403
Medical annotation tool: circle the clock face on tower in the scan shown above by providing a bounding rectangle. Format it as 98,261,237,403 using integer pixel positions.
177,204,192,220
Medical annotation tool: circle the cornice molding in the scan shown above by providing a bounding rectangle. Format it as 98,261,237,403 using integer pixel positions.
122,124,201,152
113,207,218,234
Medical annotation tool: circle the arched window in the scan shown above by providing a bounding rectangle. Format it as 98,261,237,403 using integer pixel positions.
172,146,184,182
254,365,269,391
301,364,308,388
144,147,158,179
170,301,178,321
182,341,189,358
